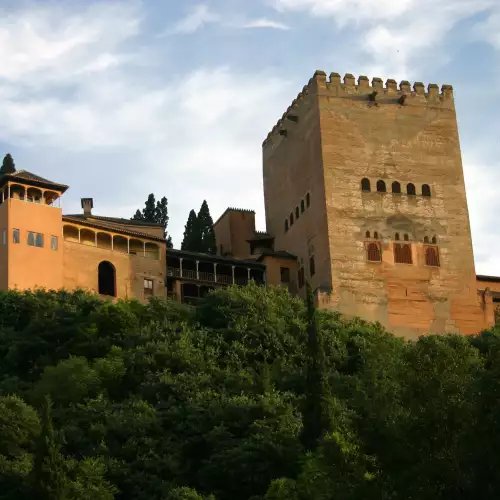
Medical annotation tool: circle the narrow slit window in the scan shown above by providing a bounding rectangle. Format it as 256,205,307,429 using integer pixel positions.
309,256,315,277
12,228,19,244
51,235,58,251
285,219,289,233
306,192,310,208
290,212,294,226
295,206,300,219
301,199,305,213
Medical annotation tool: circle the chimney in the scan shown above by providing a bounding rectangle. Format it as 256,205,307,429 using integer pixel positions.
81,198,93,216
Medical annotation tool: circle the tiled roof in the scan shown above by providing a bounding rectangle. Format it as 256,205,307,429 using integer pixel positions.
248,232,274,242
255,249,297,261
0,170,68,191
65,214,163,228
167,248,265,268
477,275,500,283
62,215,165,242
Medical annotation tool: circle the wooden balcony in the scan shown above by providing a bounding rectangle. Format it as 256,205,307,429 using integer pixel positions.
166,267,262,286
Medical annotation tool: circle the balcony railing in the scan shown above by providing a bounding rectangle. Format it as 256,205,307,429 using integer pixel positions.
166,267,262,286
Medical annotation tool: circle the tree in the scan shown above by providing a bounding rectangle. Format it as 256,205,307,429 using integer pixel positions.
181,210,200,251
0,154,16,175
31,395,68,500
132,193,173,248
300,283,331,451
197,200,216,254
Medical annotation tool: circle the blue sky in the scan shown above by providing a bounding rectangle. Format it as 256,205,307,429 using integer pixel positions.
0,0,499,273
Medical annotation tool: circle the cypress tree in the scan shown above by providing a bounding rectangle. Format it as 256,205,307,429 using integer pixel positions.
181,209,200,251
197,200,216,254
0,153,16,175
301,282,331,451
132,193,173,247
31,395,68,500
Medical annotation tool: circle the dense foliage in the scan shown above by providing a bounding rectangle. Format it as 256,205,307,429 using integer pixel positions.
132,193,173,248
0,153,16,175
0,284,500,499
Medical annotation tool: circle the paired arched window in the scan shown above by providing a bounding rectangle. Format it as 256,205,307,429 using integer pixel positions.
98,261,116,297
422,184,431,197
365,230,371,238
395,233,400,241
407,183,416,195
361,178,371,192
403,233,409,241
425,246,440,267
392,181,401,194
394,244,412,264
374,231,379,239
376,180,386,193
367,242,381,262
431,236,437,244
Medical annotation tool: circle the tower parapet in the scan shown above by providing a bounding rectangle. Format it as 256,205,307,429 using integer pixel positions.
263,70,455,147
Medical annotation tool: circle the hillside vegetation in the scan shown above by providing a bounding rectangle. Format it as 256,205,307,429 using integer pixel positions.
0,284,500,499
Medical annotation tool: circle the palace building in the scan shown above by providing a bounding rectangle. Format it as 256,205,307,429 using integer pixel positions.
1,70,499,338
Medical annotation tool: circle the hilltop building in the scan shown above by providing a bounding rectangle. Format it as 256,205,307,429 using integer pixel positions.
1,70,499,338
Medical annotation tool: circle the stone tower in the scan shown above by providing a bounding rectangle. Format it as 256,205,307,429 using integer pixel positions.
262,70,488,338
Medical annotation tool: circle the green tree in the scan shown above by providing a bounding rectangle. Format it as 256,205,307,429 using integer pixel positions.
0,153,16,175
132,193,173,248
196,200,216,254
181,210,201,251
31,395,68,500
300,283,331,451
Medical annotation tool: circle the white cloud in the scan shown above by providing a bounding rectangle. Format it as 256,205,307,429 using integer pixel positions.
167,4,220,35
0,2,292,246
272,0,497,79
242,18,290,30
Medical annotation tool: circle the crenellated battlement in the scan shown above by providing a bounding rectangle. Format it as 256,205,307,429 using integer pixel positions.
263,70,454,147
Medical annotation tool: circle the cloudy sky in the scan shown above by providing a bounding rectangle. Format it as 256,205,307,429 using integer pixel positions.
0,0,499,274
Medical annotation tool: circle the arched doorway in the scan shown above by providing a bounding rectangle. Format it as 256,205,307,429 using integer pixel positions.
98,261,116,297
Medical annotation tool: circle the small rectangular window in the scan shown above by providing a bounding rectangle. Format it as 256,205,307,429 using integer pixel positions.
13,229,20,244
51,235,58,250
27,231,35,246
2,230,6,245
309,256,315,277
144,278,154,296
35,233,44,248
280,267,290,283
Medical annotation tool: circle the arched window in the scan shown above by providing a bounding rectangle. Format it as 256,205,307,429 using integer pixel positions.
361,178,371,192
365,231,371,238
290,212,294,226
403,233,409,241
431,236,437,244
394,244,412,264
301,199,305,213
367,242,381,262
392,181,401,194
425,246,440,267
376,180,386,193
374,231,378,239
422,184,431,197
295,206,300,219
306,192,310,208
285,219,289,232
395,233,400,241
98,261,116,297
407,183,416,195
424,236,429,243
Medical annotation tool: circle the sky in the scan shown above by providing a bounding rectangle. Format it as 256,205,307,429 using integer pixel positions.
0,0,499,274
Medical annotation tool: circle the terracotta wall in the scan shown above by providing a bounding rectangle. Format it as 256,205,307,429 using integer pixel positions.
6,198,63,291
63,239,165,302
262,255,298,294
0,202,8,290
